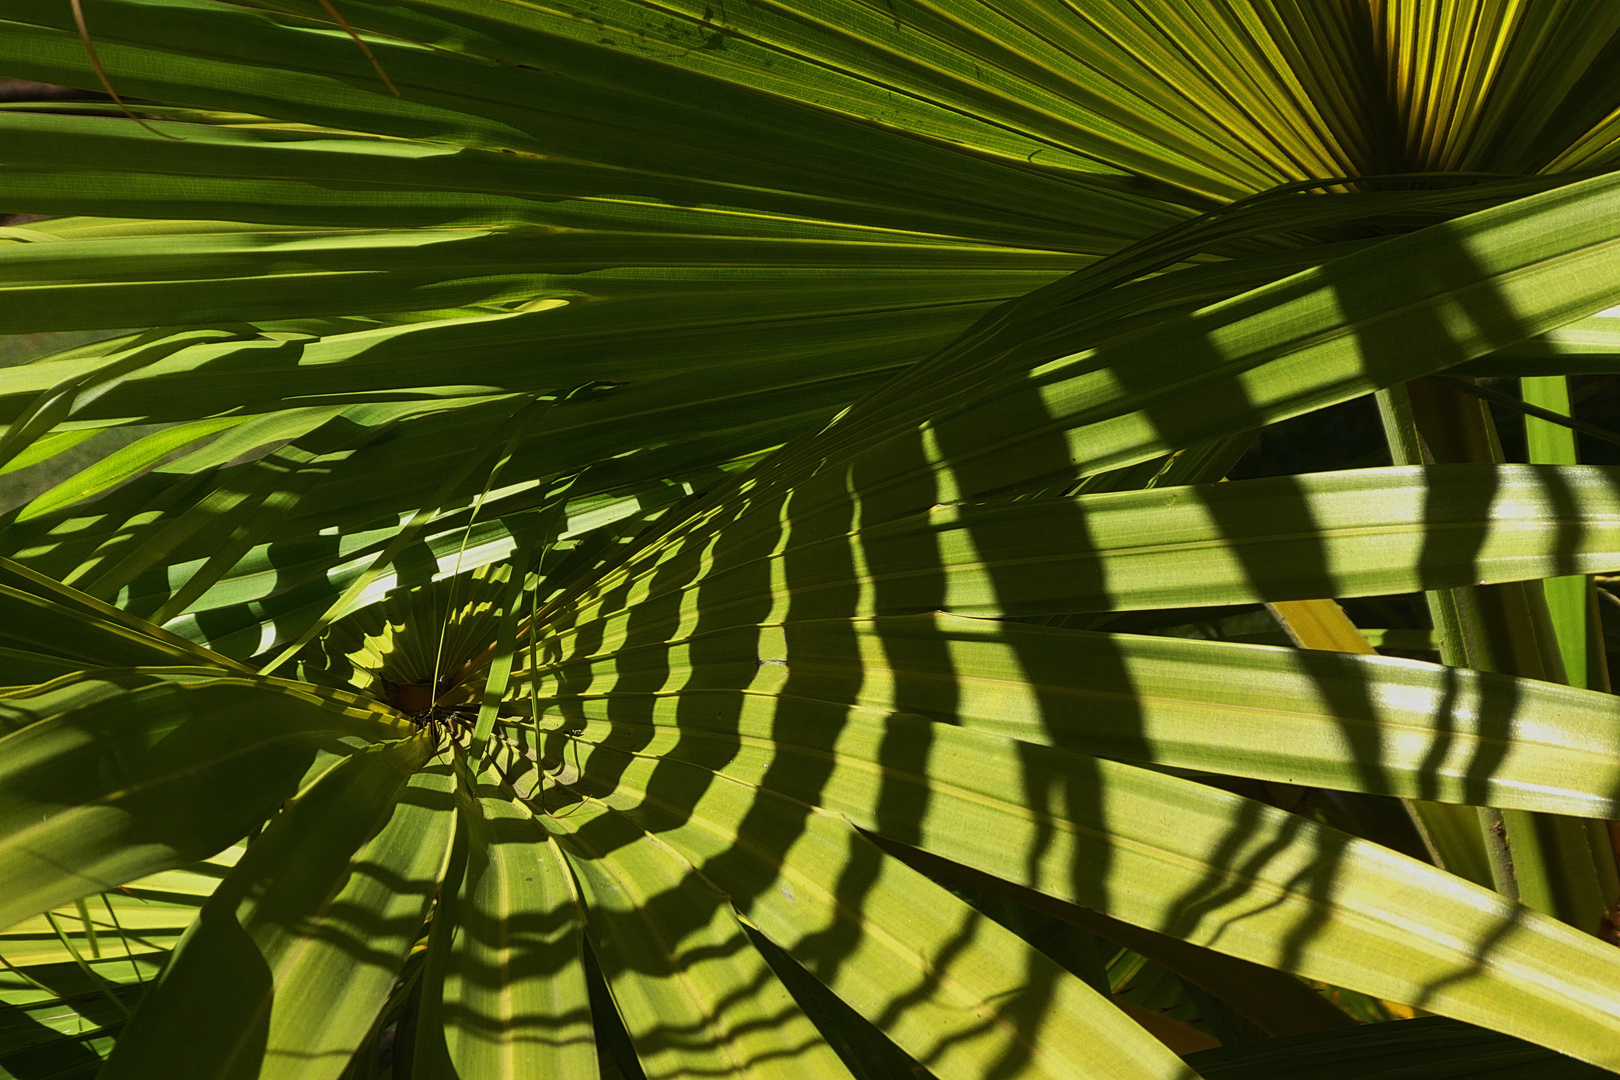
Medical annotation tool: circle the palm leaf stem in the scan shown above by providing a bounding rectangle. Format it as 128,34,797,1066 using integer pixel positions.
1401,376,1610,934
1373,383,1501,889
1432,374,1620,453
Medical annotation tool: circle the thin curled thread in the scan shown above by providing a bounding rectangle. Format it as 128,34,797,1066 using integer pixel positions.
429,399,555,732
68,0,184,139
314,0,401,96
412,708,570,816
473,716,586,821
515,717,588,821
67,0,399,143
523,475,587,818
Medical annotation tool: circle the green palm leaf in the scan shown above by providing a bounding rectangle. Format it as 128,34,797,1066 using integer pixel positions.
100,744,448,1080
7,2,1620,1078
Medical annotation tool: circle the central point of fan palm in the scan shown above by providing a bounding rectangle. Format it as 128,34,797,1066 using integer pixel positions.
379,657,478,719
380,678,438,716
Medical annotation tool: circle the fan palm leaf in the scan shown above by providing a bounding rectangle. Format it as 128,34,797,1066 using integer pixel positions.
5,2,1620,1078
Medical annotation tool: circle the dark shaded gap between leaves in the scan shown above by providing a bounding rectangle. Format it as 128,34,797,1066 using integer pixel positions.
583,935,650,1080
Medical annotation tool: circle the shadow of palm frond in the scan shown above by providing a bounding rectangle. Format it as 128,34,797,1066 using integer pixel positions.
513,170,1620,1073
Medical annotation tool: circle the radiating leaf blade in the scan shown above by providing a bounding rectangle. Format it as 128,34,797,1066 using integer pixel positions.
0,674,409,929
99,740,447,1080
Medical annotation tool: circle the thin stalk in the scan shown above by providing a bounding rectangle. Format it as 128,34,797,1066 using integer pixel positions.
1381,376,1609,932
1522,374,1620,923
257,396,546,678
100,893,145,987
73,897,100,959
43,910,131,1019
1521,375,1608,689
1434,374,1620,455
1374,383,1500,891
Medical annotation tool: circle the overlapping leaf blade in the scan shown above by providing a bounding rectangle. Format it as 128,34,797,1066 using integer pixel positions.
546,745,1193,1080
548,709,1620,1068
6,0,1620,1077
554,800,858,1080
429,767,597,1079
100,742,448,1080
0,671,410,929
